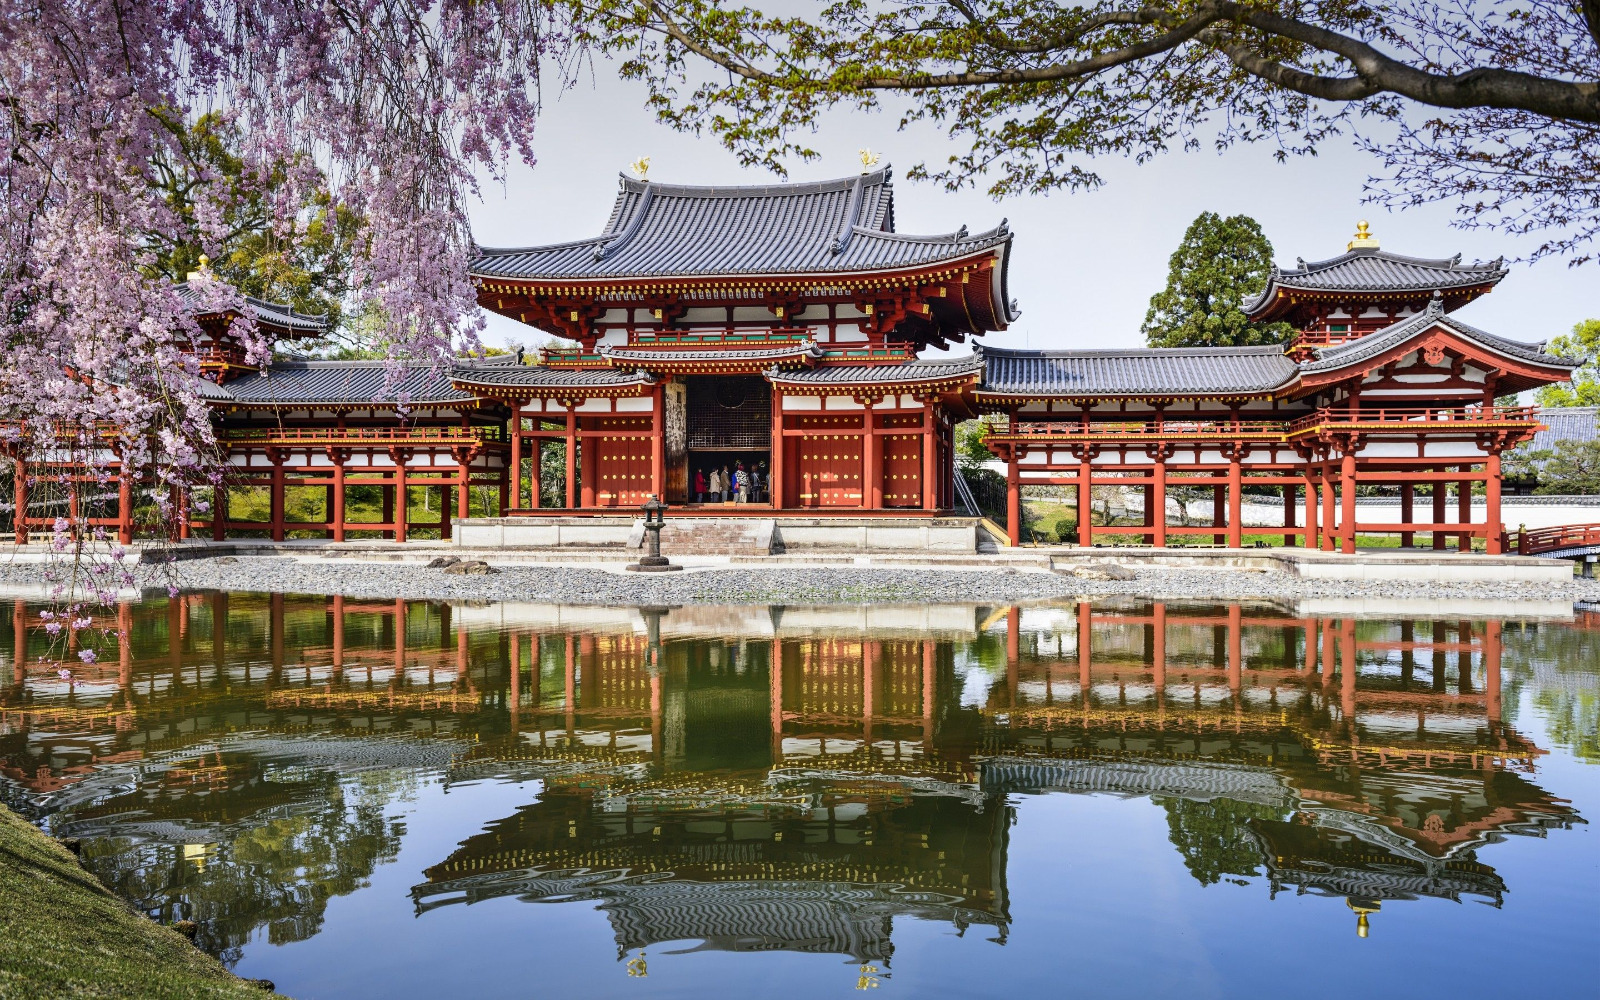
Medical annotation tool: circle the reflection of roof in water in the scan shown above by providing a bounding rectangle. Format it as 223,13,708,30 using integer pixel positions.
1251,820,1508,905
981,757,1294,808
413,868,1003,963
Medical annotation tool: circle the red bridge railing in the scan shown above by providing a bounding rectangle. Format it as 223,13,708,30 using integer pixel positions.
1511,524,1600,555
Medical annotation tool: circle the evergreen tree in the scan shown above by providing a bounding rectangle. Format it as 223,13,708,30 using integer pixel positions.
1534,319,1600,407
1141,213,1294,349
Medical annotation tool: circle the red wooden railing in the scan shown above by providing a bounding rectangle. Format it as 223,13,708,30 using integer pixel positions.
220,425,503,445
1286,404,1537,435
987,405,1538,443
1511,524,1600,555
994,418,1288,439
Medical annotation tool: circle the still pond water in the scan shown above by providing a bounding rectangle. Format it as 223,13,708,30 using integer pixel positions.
2,594,1596,999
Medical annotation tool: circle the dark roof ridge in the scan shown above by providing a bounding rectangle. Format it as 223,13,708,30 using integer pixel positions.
1280,247,1501,275
265,358,454,369
978,344,1286,358
611,168,891,200
851,221,1007,244
473,235,606,258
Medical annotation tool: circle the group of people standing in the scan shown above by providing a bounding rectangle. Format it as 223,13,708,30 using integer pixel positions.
694,461,767,504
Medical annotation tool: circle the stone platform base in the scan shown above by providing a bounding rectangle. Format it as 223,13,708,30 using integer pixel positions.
450,516,982,555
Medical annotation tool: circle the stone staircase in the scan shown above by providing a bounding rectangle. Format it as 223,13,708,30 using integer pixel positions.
642,518,777,556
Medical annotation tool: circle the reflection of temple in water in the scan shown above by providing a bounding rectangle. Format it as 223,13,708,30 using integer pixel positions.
0,595,1587,959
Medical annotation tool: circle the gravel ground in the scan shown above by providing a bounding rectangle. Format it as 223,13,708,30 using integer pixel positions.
3,556,1596,606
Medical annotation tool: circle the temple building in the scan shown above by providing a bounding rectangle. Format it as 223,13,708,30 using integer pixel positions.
3,168,1577,552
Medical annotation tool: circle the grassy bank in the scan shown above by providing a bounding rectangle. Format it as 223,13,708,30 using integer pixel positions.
0,804,277,1000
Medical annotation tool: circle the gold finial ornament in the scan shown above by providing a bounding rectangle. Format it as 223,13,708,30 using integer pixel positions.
1347,220,1380,251
858,148,881,170
630,156,651,180
187,254,212,282
1347,898,1381,937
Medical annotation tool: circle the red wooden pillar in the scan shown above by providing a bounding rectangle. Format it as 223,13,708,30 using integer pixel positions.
1485,451,1503,554
1006,449,1021,546
1077,453,1094,548
211,478,226,542
176,487,191,541
1400,484,1415,548
1320,466,1336,551
509,416,523,510
439,478,452,540
12,457,27,544
116,467,133,544
1152,457,1168,548
1340,450,1357,554
770,392,786,510
1458,463,1473,552
651,384,666,500
1226,451,1243,549
564,405,579,508
921,402,938,511
1302,469,1318,551
394,460,408,544
864,402,883,510
456,462,470,521
1142,483,1154,545
330,461,346,542
269,453,286,543
1432,474,1447,551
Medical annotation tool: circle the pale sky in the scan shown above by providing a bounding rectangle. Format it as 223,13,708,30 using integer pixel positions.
467,70,1595,355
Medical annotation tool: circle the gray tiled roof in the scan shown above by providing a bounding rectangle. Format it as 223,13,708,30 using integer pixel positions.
1531,407,1598,451
223,361,476,406
767,354,983,385
1243,247,1506,314
470,169,1011,281
176,281,328,334
450,363,655,388
603,341,823,364
977,345,1297,397
1300,297,1573,373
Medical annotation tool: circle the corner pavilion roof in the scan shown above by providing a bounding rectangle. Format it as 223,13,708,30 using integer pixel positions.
1243,246,1507,318
977,345,1298,398
1299,296,1573,374
470,168,1016,294
221,360,477,407
176,281,328,336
